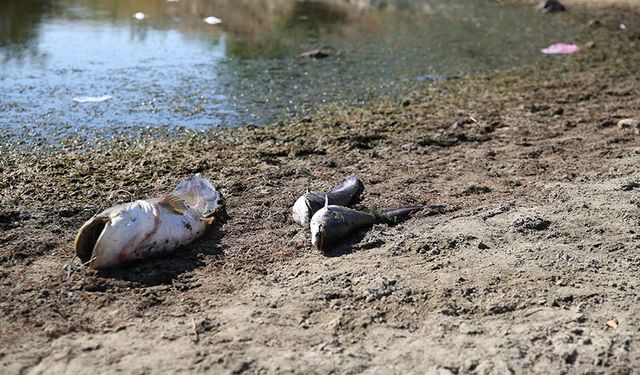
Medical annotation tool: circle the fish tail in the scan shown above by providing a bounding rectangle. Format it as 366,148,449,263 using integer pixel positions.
352,178,365,204
381,204,448,223
330,175,365,204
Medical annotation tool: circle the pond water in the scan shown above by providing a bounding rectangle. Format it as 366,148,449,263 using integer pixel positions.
0,0,580,142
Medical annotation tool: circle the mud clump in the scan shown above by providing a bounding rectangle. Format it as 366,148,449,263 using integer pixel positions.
512,215,552,232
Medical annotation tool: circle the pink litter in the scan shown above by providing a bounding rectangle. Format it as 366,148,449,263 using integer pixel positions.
541,43,581,55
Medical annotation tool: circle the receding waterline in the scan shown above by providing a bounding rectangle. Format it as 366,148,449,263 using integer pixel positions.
0,0,580,142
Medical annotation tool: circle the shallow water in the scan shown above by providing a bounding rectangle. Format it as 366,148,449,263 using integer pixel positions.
0,0,581,141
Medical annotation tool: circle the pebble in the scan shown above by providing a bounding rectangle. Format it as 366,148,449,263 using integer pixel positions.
588,19,601,28
81,341,101,352
538,0,566,13
617,118,640,129
477,241,490,250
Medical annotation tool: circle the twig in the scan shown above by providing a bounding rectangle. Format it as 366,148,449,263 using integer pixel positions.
66,256,96,281
191,317,199,342
523,308,544,318
64,252,77,280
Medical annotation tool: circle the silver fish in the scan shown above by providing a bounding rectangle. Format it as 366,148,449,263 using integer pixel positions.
310,204,440,251
75,174,224,269
292,175,364,228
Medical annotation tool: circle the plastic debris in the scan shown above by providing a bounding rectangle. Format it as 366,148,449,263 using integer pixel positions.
72,95,112,103
134,12,146,21
204,16,222,25
541,43,580,55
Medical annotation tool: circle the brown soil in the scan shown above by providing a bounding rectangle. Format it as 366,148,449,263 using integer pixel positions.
2,3,640,374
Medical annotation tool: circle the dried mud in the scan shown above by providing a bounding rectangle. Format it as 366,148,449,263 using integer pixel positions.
2,4,640,374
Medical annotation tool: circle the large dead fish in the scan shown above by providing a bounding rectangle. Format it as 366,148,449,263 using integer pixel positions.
310,204,444,251
75,174,224,269
292,175,364,228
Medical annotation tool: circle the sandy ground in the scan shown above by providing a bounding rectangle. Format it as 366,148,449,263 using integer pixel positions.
1,2,640,374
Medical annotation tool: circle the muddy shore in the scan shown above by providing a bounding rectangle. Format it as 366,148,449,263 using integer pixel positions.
2,2,640,374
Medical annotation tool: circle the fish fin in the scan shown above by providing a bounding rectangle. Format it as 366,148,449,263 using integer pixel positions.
159,194,189,215
172,175,222,217
324,194,329,208
381,206,427,224
203,216,216,225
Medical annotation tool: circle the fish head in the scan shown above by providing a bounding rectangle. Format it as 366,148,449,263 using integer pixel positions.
75,200,157,269
310,207,332,251
292,195,312,227
310,220,326,251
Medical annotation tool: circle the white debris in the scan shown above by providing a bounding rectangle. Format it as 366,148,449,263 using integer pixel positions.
72,95,112,103
204,16,222,25
133,12,146,21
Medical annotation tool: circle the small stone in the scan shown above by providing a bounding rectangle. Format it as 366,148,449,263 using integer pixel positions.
587,19,601,28
81,341,101,352
538,0,566,13
585,41,596,49
617,118,640,129
477,241,490,250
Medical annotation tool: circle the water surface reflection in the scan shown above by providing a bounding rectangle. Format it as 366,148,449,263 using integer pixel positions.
0,0,579,141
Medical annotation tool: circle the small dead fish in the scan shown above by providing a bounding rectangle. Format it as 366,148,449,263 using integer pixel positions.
299,46,336,59
75,174,224,269
310,204,444,251
292,175,364,228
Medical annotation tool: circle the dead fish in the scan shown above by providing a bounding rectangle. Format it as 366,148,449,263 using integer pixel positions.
310,204,444,251
299,46,336,59
292,175,364,228
75,174,224,269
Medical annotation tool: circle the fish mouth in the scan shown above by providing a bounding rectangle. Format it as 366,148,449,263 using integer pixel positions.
74,216,110,265
313,225,326,252
292,196,313,227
